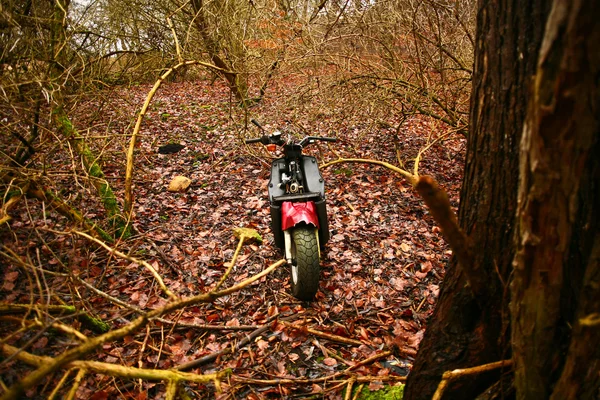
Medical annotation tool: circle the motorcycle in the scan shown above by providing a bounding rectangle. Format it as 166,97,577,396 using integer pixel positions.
245,120,336,300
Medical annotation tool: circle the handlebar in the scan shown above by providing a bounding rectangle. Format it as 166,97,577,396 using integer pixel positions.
245,120,337,146
304,136,337,143
244,137,263,144
245,135,337,146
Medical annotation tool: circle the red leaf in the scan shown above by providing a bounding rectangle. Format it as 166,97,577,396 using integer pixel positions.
206,313,220,323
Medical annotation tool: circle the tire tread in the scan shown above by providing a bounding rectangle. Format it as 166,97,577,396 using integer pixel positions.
290,226,320,300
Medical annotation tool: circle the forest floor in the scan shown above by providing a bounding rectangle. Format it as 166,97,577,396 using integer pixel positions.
0,73,465,399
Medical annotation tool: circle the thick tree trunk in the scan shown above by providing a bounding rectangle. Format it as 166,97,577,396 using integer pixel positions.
511,1,600,398
404,1,550,399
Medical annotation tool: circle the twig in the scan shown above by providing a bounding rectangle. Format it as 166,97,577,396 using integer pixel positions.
345,377,356,400
214,235,245,291
412,130,455,178
74,273,259,330
175,313,289,371
234,374,406,386
234,350,396,387
320,158,416,186
432,360,513,400
0,259,286,400
0,343,228,386
138,325,151,389
65,369,86,400
279,320,363,346
165,379,178,400
0,182,27,225
166,17,182,64
351,383,365,400
47,369,73,400
344,350,393,372
72,230,178,300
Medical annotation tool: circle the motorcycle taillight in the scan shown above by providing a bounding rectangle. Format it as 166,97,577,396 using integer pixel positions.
266,144,277,152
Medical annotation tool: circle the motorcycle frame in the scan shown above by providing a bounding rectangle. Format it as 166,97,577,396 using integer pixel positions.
267,146,330,252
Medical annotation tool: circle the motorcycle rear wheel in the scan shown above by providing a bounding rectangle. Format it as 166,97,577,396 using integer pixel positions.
290,226,320,301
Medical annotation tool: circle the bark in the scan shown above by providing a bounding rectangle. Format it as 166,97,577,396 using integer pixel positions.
404,0,550,398
511,1,600,398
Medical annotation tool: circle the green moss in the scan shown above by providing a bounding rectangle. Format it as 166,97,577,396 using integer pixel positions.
62,305,76,313
334,167,353,177
52,106,132,240
79,313,111,333
346,384,404,400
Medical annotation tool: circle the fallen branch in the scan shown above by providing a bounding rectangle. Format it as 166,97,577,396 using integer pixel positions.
72,230,177,300
0,259,286,400
234,374,406,386
214,227,262,291
279,320,363,346
320,158,416,186
0,343,229,387
0,303,109,334
233,350,400,386
175,313,289,371
72,273,259,331
432,359,513,400
415,176,486,299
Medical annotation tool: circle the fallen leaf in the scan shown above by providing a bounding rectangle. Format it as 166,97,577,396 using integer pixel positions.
5,271,18,282
323,357,338,366
33,336,48,349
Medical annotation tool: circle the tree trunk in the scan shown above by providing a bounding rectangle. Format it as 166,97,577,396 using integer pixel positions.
190,0,247,103
404,0,550,399
511,1,600,398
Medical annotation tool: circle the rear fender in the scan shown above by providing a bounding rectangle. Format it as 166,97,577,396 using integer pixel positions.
281,201,319,231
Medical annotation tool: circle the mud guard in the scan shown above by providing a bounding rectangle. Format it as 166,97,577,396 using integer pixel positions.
281,201,319,231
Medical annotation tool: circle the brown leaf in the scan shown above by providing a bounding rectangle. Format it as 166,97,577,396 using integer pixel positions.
256,339,269,351
323,357,338,366
33,336,48,349
5,271,18,282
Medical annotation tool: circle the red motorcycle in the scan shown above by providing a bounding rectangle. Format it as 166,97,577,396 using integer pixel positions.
245,120,336,300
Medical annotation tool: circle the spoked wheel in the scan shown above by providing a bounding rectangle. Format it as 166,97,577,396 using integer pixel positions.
290,226,320,301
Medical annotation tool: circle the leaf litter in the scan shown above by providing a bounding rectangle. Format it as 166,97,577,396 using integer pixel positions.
0,74,465,398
